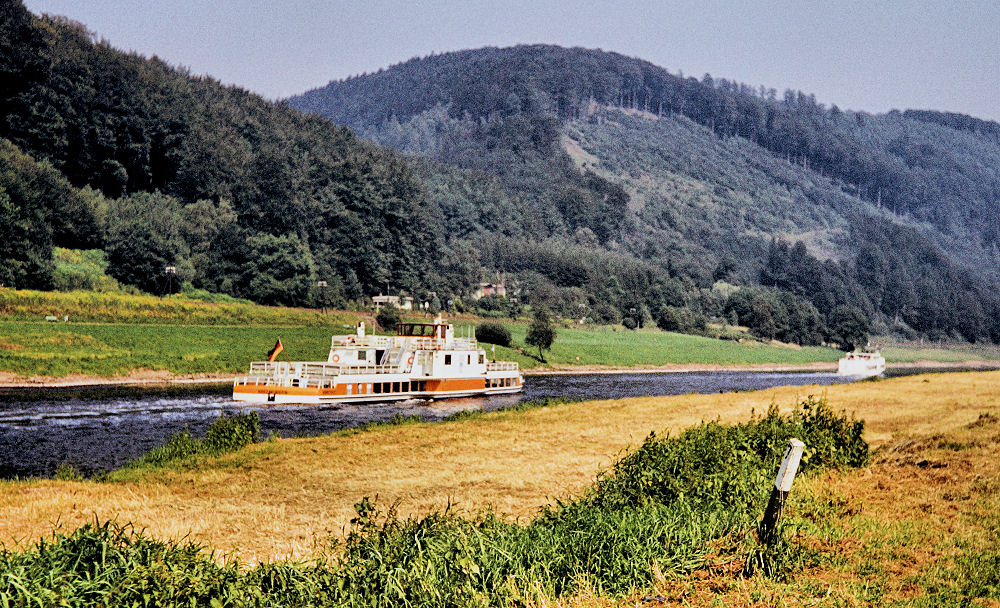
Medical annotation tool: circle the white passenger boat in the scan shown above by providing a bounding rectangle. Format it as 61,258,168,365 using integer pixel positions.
233,317,523,404
837,350,885,377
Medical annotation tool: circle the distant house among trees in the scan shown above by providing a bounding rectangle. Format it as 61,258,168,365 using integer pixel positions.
473,275,506,299
372,294,413,311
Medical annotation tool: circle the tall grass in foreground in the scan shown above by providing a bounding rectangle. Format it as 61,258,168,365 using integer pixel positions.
0,398,867,607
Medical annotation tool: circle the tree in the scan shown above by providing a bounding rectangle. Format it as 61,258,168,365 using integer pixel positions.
104,191,189,294
525,308,557,362
376,303,402,332
240,232,315,306
655,306,681,332
827,305,869,352
475,322,512,347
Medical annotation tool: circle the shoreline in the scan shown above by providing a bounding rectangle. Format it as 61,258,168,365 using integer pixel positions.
2,359,999,390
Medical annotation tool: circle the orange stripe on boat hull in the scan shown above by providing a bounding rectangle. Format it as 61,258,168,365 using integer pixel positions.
232,377,516,403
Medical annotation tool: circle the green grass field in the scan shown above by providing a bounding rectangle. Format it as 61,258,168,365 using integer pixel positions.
0,322,345,377
2,288,999,379
468,323,843,369
0,287,350,326
880,341,1000,363
0,321,844,378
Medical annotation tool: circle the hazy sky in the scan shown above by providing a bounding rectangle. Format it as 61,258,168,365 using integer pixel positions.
22,0,1000,122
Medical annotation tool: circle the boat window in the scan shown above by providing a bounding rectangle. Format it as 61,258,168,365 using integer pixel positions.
358,350,366,361
376,350,385,364
479,354,484,364
467,354,472,364
402,381,409,392
445,354,452,365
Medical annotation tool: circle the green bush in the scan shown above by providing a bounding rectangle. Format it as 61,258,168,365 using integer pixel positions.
375,303,402,332
120,411,260,471
474,322,512,347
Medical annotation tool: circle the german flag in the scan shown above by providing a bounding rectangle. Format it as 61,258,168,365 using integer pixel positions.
267,338,283,362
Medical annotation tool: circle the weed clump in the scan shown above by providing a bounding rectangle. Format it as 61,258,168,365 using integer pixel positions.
119,411,260,471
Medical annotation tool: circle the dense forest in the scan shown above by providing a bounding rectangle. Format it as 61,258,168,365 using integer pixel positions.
3,1,999,346
0,0,447,304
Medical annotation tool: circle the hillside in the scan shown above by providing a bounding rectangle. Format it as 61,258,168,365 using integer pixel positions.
3,3,1000,346
292,45,1000,258
290,44,1000,343
0,1,445,303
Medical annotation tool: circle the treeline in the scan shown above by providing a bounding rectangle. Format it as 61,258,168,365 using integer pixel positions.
903,109,1000,141
0,3,449,302
759,228,1000,344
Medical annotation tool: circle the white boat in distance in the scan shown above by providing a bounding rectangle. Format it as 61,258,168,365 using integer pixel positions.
233,317,523,404
837,350,885,377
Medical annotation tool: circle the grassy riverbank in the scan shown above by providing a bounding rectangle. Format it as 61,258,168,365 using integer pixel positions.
3,288,1000,381
0,402,869,606
1,371,999,605
0,319,845,380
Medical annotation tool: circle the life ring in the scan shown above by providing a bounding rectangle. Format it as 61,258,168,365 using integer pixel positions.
407,355,414,365
332,354,340,363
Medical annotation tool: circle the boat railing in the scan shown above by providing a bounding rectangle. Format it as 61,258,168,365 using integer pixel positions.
331,336,480,351
331,335,392,348
245,361,409,381
486,361,519,372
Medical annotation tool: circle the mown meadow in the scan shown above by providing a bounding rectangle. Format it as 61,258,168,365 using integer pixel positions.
479,323,842,369
0,322,344,377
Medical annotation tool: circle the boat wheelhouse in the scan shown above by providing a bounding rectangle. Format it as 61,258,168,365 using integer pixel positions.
233,318,522,404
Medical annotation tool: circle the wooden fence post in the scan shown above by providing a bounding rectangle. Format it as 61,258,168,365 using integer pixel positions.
758,438,805,546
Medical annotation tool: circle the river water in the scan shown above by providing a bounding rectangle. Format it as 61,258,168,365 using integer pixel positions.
0,368,939,478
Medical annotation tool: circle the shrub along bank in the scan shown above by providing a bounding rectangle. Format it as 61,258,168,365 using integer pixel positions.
0,398,867,606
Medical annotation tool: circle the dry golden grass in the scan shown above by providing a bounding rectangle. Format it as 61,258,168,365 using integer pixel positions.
2,371,999,567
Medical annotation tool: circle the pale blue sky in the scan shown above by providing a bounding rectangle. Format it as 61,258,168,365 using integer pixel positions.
22,0,1000,122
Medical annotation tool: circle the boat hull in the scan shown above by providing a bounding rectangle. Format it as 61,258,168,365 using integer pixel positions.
232,381,522,405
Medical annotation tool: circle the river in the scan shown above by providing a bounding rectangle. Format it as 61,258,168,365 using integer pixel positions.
0,368,936,478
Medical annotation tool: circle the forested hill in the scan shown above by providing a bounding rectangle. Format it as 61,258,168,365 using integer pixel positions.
290,44,1000,343
292,45,1000,253
0,0,443,303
